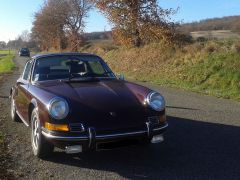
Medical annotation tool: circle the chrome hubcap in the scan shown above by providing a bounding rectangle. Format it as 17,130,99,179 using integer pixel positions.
32,116,40,150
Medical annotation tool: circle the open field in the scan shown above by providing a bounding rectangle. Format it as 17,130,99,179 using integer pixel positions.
190,30,240,40
0,50,15,55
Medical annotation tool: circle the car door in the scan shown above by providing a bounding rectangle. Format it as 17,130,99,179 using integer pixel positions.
15,61,33,124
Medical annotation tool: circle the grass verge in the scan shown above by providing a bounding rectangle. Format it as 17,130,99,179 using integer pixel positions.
0,55,15,73
81,40,240,101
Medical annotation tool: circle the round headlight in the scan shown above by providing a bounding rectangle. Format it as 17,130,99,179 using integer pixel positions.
146,92,165,111
48,97,69,120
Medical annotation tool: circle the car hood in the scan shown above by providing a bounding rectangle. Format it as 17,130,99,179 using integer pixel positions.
36,79,143,110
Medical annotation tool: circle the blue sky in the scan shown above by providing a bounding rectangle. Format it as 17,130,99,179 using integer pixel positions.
0,0,239,42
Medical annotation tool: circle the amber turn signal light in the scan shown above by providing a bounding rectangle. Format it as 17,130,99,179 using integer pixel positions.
45,122,69,132
159,115,166,123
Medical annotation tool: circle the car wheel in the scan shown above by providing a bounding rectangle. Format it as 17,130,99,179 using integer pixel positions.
31,108,54,158
10,96,20,122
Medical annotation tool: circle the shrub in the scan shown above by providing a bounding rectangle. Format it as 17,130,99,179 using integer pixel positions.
205,43,218,53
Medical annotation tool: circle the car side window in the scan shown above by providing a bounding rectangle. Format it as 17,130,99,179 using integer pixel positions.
22,61,32,81
88,61,106,75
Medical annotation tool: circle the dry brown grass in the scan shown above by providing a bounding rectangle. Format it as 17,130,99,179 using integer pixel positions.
191,30,240,40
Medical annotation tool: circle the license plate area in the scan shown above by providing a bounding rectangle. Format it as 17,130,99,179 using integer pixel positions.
96,139,139,150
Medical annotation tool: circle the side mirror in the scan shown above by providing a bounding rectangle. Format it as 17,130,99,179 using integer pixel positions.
118,74,125,81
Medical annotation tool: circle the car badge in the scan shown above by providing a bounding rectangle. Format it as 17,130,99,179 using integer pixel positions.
109,112,117,117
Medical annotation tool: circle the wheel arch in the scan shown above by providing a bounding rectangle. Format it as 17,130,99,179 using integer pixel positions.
28,98,38,125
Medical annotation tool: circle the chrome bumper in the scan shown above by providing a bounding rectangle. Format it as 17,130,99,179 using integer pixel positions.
41,123,168,142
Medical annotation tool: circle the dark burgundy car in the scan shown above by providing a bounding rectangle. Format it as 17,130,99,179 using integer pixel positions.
10,53,167,158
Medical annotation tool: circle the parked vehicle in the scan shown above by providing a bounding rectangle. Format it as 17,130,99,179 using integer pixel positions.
10,53,167,158
19,48,30,57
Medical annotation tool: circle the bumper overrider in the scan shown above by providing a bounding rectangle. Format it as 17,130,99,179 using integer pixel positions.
41,121,168,153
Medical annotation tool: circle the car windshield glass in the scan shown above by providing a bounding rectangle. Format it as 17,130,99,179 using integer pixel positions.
21,48,29,52
32,55,115,81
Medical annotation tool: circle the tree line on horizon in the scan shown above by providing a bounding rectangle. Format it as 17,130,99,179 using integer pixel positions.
179,16,240,34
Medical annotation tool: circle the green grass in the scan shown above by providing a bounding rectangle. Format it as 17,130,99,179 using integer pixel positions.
180,53,240,99
82,40,240,101
0,50,14,55
0,55,15,73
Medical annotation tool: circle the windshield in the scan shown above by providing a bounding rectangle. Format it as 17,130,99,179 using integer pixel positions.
21,48,29,52
32,55,115,81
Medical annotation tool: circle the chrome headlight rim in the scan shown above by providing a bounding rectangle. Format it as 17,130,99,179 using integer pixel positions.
47,97,69,120
146,91,165,111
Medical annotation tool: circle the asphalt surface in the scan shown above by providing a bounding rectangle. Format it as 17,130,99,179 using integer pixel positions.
0,55,240,179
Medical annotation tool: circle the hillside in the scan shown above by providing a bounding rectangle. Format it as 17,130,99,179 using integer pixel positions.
179,16,240,34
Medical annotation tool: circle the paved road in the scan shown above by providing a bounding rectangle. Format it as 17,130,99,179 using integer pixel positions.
0,55,240,179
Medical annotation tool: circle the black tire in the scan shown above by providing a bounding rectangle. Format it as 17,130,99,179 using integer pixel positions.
31,108,54,158
10,95,20,122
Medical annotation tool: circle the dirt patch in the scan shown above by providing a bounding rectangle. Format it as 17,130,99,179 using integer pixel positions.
0,126,15,179
0,92,12,179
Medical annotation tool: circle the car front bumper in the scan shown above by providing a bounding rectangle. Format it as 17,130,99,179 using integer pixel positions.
41,122,168,151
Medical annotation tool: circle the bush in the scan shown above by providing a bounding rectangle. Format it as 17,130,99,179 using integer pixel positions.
196,37,207,42
205,43,218,53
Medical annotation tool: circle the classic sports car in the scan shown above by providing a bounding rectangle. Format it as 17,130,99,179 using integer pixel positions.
10,53,168,158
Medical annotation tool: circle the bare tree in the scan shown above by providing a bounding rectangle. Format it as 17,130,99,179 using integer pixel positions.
64,0,92,51
31,0,92,51
19,30,31,42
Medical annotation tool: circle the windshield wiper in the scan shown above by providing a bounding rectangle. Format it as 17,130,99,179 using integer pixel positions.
62,73,99,83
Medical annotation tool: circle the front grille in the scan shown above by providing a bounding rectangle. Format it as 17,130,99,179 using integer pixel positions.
69,123,85,132
95,124,146,135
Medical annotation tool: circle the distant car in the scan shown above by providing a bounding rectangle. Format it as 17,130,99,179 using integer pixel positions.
10,53,167,158
19,48,30,57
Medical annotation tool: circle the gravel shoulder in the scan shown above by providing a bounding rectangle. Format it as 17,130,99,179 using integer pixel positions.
0,56,240,179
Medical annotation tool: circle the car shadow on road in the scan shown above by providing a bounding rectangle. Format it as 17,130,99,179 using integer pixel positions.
44,116,240,179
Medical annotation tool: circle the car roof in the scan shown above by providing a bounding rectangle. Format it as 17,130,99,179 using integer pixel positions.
32,52,100,60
